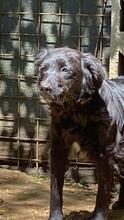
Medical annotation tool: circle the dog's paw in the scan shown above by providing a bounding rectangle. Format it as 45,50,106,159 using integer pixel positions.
48,211,63,220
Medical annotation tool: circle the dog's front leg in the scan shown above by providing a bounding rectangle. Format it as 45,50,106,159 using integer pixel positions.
90,155,113,220
49,129,68,220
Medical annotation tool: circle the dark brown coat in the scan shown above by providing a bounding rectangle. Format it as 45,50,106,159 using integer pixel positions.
36,47,124,220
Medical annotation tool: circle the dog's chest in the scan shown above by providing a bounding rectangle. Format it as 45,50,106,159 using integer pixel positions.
60,110,100,146
52,103,111,153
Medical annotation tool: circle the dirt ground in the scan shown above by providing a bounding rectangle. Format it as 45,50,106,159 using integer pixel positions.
0,168,124,220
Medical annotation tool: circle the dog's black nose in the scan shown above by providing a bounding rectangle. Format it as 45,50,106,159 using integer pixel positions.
40,85,52,93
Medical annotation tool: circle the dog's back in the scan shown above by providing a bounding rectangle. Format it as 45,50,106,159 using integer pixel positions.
99,77,124,131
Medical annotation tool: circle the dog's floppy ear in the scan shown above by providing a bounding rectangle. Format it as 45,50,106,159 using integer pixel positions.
35,49,49,67
81,53,106,89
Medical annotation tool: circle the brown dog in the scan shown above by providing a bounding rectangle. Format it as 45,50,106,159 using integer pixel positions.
36,47,124,220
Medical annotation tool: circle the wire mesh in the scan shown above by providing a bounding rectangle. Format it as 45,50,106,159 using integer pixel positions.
0,0,111,169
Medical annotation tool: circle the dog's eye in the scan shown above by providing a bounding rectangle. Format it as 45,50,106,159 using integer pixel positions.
61,67,69,72
39,66,47,72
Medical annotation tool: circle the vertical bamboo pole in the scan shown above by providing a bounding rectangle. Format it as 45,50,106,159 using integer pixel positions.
58,0,62,46
99,0,104,62
35,0,42,170
17,0,22,168
78,0,82,51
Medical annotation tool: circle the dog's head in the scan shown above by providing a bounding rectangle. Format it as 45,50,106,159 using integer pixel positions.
35,47,105,106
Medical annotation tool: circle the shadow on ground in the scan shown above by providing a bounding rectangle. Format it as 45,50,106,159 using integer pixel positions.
64,210,91,220
0,168,124,220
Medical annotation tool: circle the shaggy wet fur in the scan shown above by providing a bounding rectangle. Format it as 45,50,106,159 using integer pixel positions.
36,47,124,220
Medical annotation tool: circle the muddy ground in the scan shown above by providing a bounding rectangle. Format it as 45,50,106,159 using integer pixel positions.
0,168,123,220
